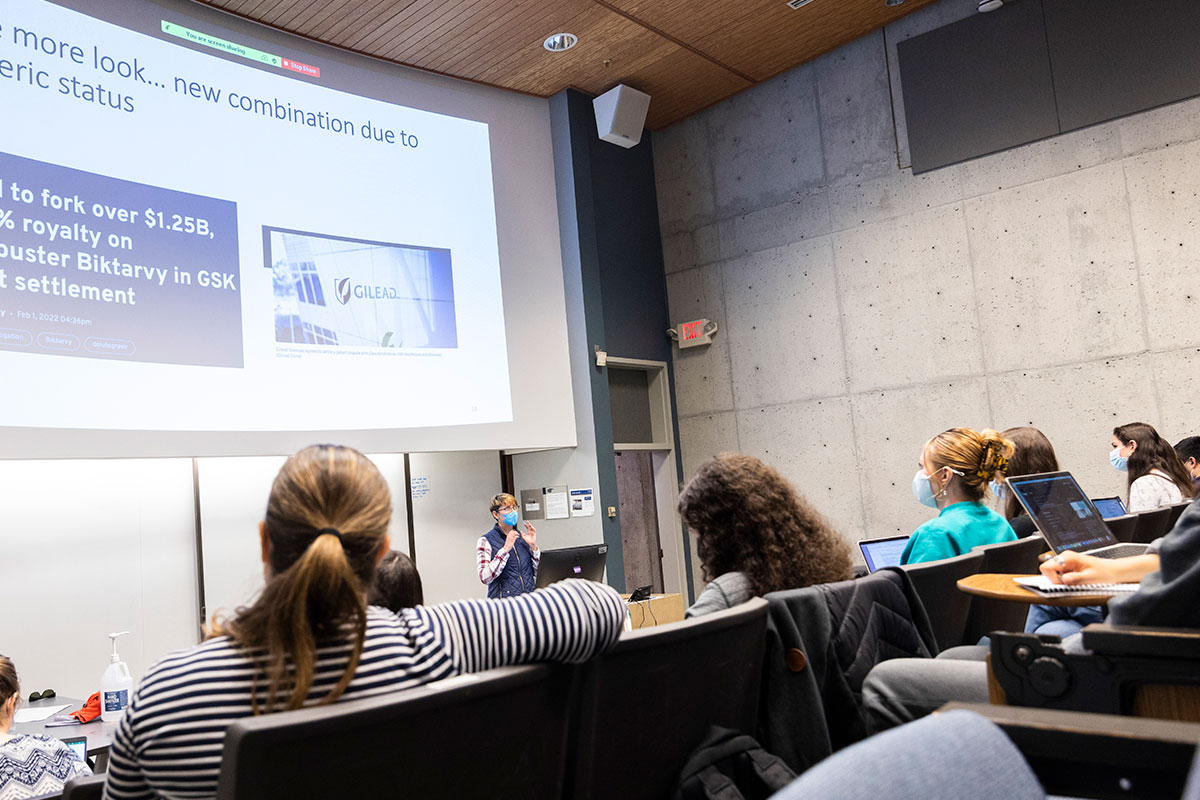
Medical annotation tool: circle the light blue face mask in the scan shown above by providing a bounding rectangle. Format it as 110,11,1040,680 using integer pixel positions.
912,469,939,508
989,479,1007,500
1109,447,1129,472
502,510,520,527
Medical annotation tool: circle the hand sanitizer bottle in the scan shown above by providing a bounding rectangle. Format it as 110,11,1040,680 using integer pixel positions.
100,631,132,723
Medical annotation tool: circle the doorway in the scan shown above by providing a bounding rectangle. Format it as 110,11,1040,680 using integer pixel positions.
615,450,664,592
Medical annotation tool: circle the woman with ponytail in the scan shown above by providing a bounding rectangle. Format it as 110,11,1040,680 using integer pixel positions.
104,445,625,800
901,428,1017,565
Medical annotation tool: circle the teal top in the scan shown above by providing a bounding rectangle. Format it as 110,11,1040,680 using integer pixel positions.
900,501,1016,565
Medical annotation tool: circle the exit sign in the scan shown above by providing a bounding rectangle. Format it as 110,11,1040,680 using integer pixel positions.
672,318,717,348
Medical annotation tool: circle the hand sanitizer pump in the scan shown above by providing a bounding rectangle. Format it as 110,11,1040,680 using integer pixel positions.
100,631,133,722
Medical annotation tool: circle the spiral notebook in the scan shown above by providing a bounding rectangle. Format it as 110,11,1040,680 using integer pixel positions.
1014,575,1139,597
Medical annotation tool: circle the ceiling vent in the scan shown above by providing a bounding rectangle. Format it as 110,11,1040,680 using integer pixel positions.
786,0,815,9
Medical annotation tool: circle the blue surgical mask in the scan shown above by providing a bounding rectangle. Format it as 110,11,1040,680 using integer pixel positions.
1109,447,1129,472
502,510,519,527
912,470,939,508
989,479,1007,500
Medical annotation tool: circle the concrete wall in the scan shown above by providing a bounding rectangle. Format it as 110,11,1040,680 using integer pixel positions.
654,0,1200,555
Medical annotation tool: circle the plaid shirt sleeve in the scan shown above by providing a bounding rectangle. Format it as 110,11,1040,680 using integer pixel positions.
477,535,510,584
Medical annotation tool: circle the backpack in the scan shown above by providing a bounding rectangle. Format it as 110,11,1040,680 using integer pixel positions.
673,726,798,800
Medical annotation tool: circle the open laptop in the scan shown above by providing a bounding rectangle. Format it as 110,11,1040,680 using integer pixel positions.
62,735,88,763
1006,471,1148,559
1091,496,1128,519
858,535,911,573
534,544,608,588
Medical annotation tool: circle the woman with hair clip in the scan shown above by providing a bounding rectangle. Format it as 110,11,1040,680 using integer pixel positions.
103,445,626,800
1111,422,1197,512
679,453,853,618
901,427,1016,565
996,426,1060,538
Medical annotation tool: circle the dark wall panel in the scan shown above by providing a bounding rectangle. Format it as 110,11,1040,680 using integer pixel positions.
899,0,1059,174
1045,0,1200,132
608,368,653,444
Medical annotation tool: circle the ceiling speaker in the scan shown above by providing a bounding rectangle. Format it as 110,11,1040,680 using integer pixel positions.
593,84,651,148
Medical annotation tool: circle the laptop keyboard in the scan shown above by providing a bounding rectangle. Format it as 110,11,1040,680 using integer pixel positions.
1092,543,1148,559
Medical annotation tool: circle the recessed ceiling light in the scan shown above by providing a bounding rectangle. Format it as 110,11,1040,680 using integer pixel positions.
885,0,905,5
543,33,578,52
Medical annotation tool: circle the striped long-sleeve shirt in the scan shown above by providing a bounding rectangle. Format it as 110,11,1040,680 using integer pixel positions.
102,579,625,800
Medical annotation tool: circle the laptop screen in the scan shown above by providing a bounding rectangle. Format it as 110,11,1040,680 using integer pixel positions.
62,736,87,762
859,536,910,572
1007,472,1115,553
1091,496,1128,519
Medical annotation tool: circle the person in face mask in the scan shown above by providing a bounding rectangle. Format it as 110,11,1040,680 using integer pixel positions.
1111,422,1197,513
901,428,1017,565
477,492,540,597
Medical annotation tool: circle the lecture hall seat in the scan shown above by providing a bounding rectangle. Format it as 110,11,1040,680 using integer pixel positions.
963,536,1047,644
565,597,768,800
1132,506,1174,544
60,773,105,800
1104,513,1139,543
215,664,571,800
898,550,986,652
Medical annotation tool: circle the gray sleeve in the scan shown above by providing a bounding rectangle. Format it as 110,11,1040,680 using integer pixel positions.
685,579,731,618
685,572,753,618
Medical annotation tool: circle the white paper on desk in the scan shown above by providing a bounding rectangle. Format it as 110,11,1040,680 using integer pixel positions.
15,704,69,723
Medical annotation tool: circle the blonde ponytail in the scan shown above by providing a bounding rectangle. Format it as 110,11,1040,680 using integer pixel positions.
223,445,390,714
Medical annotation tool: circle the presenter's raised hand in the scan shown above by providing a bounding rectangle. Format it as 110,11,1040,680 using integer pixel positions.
503,528,520,553
521,522,537,551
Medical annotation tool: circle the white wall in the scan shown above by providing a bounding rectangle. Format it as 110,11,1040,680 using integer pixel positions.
0,459,197,698
408,451,509,604
655,0,1200,557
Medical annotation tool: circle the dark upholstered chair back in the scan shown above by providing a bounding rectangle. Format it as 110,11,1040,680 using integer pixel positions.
1166,500,1194,532
1104,514,1139,542
899,550,986,652
215,664,571,800
60,774,105,800
566,597,768,800
964,536,1048,643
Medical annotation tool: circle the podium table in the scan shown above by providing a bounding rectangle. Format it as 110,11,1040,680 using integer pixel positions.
621,593,685,628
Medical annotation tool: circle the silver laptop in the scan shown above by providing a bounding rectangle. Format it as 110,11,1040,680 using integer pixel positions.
1006,472,1147,559
858,535,911,572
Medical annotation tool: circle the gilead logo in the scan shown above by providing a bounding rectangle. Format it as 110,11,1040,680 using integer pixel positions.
334,278,411,305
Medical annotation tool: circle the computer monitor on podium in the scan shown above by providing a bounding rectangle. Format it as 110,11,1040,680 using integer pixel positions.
535,544,608,588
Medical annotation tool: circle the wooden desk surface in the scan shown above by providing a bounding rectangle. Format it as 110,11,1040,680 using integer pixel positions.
957,573,1115,607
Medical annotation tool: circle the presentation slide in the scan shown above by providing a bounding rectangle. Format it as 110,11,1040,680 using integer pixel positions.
0,0,512,434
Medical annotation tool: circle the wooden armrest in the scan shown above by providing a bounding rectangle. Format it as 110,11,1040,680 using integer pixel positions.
937,703,1200,800
1081,624,1200,659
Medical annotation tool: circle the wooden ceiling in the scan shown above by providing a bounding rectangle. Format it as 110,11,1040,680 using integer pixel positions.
196,0,940,129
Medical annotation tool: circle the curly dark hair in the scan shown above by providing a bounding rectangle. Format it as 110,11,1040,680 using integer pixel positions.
678,453,853,598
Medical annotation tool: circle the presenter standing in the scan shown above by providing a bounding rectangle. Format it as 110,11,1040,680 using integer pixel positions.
477,493,539,598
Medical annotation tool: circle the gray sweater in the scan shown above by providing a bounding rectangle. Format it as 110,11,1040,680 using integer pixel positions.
685,571,754,618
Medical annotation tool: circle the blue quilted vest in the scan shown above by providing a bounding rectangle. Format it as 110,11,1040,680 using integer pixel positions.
483,524,536,598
